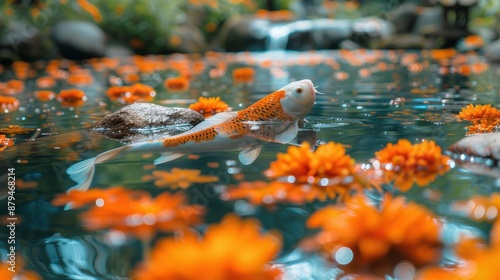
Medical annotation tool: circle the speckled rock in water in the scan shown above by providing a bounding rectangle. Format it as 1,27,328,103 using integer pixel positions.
51,21,106,60
90,103,204,144
447,133,500,177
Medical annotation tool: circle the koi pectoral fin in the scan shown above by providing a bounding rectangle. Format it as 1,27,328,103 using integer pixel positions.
154,152,185,165
273,121,299,144
238,145,262,165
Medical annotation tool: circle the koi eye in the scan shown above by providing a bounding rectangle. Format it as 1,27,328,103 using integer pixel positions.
295,87,303,94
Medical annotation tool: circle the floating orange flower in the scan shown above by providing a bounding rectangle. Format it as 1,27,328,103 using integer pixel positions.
57,89,87,107
79,190,204,240
373,139,450,191
143,168,219,189
0,96,20,112
67,73,94,85
3,79,25,94
36,76,56,88
164,77,190,91
267,142,354,182
0,134,14,151
134,214,282,280
105,83,155,104
232,67,255,83
188,96,230,117
34,90,56,101
0,125,34,135
464,35,484,48
306,194,442,275
430,49,456,60
457,104,500,134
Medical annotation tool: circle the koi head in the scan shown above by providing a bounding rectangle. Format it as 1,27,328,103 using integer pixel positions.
280,79,316,119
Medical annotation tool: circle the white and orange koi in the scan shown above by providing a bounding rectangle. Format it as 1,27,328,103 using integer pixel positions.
67,79,317,191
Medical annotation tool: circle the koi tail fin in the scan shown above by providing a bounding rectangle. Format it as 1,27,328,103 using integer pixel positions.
66,146,128,193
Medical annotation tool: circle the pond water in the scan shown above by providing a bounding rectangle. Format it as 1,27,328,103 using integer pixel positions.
1,50,500,279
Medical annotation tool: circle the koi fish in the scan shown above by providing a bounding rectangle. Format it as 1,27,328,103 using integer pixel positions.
67,79,317,191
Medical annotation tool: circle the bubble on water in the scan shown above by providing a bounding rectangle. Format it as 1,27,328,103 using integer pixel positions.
334,247,353,265
95,198,104,207
394,261,416,280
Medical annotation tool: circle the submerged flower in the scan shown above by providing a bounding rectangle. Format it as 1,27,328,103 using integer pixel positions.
224,180,340,205
373,139,450,191
188,96,230,117
416,221,500,280
51,186,136,209
134,214,282,280
143,168,219,189
80,191,204,240
457,104,500,135
306,194,442,275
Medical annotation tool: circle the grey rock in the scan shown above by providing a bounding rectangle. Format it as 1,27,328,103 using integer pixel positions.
90,103,204,144
484,39,500,63
51,21,106,60
447,132,500,177
105,42,134,57
0,20,55,62
384,3,419,34
351,17,395,48
218,16,271,52
412,7,443,36
374,34,430,49
166,24,207,53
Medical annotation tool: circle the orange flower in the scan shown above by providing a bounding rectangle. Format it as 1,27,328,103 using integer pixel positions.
164,77,190,91
306,194,442,275
416,222,500,280
3,79,25,94
224,180,340,205
36,76,56,88
453,193,500,222
67,73,94,85
373,139,450,191
34,90,56,101
57,89,87,107
188,96,230,117
0,125,34,135
105,83,156,104
0,96,20,112
264,142,368,200
80,190,204,240
51,186,137,209
134,214,282,280
0,134,14,151
464,35,484,48
232,67,255,83
143,168,219,189
430,49,456,60
0,258,41,280
457,104,500,134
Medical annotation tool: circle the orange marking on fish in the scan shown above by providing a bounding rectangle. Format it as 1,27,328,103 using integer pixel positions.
163,89,291,148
